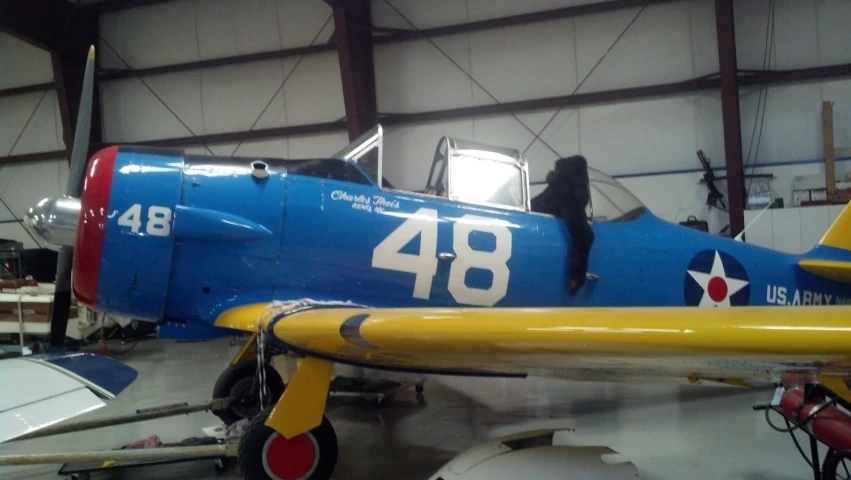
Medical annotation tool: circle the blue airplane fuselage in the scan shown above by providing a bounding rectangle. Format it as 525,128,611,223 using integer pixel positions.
81,148,851,337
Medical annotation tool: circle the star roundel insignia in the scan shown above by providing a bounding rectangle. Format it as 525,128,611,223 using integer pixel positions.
684,250,750,307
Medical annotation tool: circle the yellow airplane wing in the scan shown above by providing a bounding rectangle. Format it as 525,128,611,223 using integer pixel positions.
219,303,851,387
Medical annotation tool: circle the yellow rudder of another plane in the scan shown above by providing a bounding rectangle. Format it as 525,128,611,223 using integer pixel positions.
819,201,851,252
799,202,851,284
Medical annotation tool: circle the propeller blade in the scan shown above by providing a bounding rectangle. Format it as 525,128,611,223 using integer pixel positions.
48,45,95,349
67,45,95,197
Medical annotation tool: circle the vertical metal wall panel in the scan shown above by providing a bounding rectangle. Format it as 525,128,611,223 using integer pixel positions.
816,0,851,66
468,19,578,102
0,33,53,89
574,3,695,93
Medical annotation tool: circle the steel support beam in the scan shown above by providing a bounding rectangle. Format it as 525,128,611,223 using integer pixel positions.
714,0,745,236
0,83,55,99
99,44,335,81
373,0,680,45
99,0,685,82
94,0,182,14
740,63,851,86
0,0,75,50
326,0,378,179
0,150,67,166
327,0,378,140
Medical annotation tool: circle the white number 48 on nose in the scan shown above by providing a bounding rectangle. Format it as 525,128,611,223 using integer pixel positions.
117,204,173,237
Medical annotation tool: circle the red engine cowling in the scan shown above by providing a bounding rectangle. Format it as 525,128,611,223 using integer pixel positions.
73,146,118,307
72,145,184,321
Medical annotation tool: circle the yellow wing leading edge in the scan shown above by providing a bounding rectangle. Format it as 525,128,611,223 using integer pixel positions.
219,303,851,382
268,305,851,357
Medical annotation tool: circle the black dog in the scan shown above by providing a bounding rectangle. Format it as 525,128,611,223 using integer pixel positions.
530,155,595,295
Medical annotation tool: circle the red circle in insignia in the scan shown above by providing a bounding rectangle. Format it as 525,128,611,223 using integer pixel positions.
707,277,728,302
264,432,318,480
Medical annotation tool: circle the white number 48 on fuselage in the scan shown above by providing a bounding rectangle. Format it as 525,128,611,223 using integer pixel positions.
372,207,513,307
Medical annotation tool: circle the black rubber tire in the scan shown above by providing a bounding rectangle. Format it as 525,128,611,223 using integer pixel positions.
239,410,338,480
823,448,851,480
823,449,835,480
212,359,286,425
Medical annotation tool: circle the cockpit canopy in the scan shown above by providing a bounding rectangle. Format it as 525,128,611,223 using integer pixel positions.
587,168,646,222
333,124,645,222
425,137,529,211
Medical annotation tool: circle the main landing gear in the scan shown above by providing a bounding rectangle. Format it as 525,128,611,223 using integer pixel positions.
215,331,342,480
211,359,339,479
210,363,341,480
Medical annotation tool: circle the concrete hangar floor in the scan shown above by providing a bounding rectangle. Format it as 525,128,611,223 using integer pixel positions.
1,337,817,480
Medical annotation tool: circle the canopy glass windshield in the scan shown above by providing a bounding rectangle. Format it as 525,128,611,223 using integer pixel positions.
448,152,526,208
587,168,646,221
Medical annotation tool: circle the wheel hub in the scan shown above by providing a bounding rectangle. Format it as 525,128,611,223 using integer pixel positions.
230,377,261,419
261,432,319,480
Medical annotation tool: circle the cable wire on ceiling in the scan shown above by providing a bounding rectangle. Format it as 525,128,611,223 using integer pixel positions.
381,0,648,164
100,38,216,156
229,13,334,157
522,3,647,158
381,0,562,158
743,0,774,166
5,89,50,157
744,0,775,193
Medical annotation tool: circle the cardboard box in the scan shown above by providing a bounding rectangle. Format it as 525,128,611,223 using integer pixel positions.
793,190,811,207
0,279,39,291
810,189,828,202
0,294,77,324
794,175,826,191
